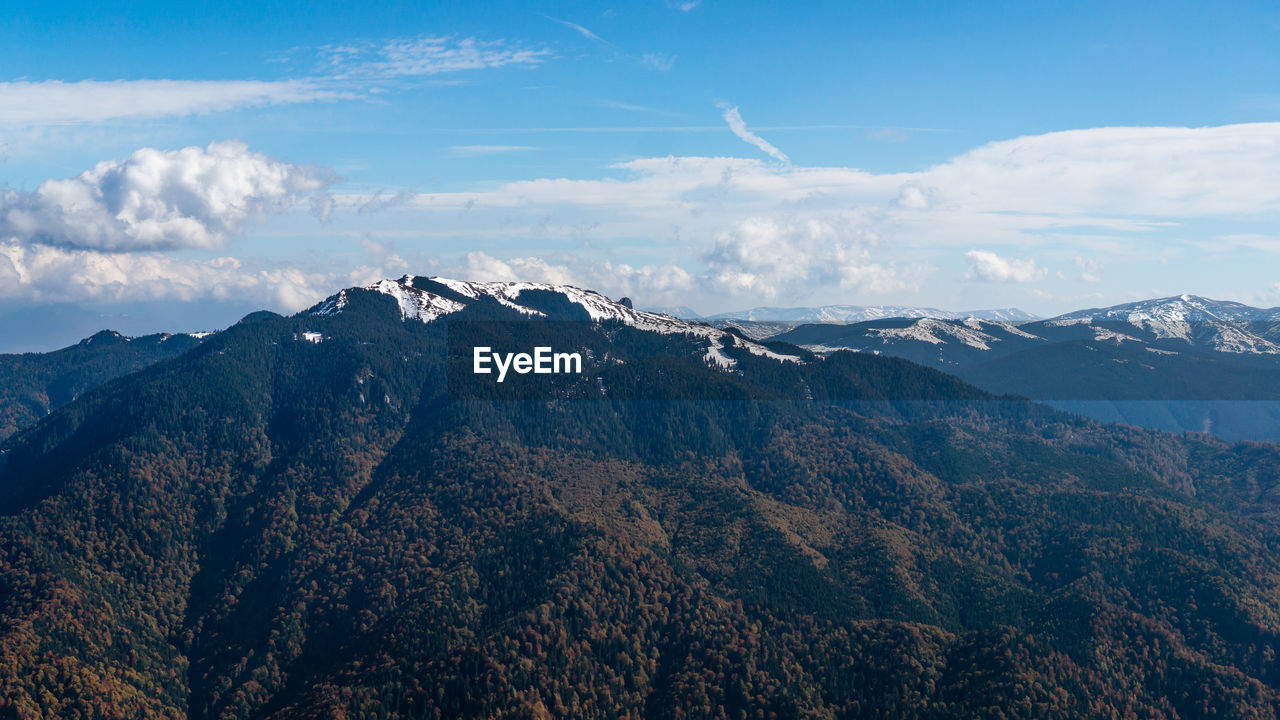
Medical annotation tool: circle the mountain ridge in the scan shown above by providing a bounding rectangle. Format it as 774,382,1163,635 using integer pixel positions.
7,276,1280,716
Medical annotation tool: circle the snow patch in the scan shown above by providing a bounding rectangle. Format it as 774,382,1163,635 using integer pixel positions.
872,318,997,350
1209,325,1280,355
1092,328,1140,343
308,275,803,367
704,343,737,370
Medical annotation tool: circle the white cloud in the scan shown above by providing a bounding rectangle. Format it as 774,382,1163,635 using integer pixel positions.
0,242,301,309
965,250,1046,283
461,251,579,286
311,122,1280,308
456,251,694,305
719,105,791,164
928,123,1280,217
0,79,350,126
896,185,930,209
705,215,923,300
0,238,416,311
349,122,1280,259
21,120,1280,314
0,141,335,251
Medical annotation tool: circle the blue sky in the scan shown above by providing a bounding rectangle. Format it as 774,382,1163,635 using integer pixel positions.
3,0,1280,347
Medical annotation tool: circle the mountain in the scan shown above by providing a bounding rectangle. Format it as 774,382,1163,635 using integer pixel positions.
706,304,1039,323
0,300,256,353
0,329,205,442
770,295,1280,440
7,276,1280,716
705,319,804,340
1048,294,1280,354
1054,294,1280,325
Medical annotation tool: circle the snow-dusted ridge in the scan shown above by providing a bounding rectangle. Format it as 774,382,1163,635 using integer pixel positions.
307,275,802,368
1047,295,1280,355
871,318,1001,350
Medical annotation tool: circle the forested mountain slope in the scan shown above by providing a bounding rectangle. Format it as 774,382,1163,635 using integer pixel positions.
0,330,203,442
3,277,1280,718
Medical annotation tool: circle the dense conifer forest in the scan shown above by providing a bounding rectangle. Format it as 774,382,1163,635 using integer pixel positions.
4,287,1280,717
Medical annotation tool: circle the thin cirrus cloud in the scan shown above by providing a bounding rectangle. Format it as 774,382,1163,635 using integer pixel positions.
542,16,676,72
543,16,610,45
0,79,351,126
2,36,548,129
322,35,550,79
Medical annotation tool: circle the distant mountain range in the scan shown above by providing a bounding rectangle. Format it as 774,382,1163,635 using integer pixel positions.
11,277,1280,716
652,303,1039,323
0,329,204,442
764,294,1280,440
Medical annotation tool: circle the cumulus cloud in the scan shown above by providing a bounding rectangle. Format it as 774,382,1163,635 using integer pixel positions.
965,250,1046,283
0,241,310,309
461,251,579,286
719,105,791,164
0,141,336,251
457,251,694,305
705,215,922,300
0,238,420,311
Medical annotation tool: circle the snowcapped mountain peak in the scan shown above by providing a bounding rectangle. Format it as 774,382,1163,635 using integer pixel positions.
306,275,803,367
1044,295,1280,355
1054,295,1266,325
